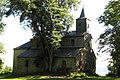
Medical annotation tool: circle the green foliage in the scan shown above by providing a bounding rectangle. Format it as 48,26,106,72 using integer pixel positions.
0,0,7,70
0,66,12,75
7,0,81,71
98,0,120,77
0,0,7,34
0,0,9,26
8,0,80,48
0,0,6,55
0,59,4,69
67,72,87,79
0,42,5,54
98,0,120,27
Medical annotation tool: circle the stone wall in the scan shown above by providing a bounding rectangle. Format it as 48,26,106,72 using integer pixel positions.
61,36,84,47
13,49,26,74
52,57,76,73
15,58,45,75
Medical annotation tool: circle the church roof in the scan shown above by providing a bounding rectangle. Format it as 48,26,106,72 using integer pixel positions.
80,8,85,18
76,8,89,20
17,47,81,58
17,48,42,58
14,41,30,50
65,31,76,36
64,31,84,37
55,48,81,57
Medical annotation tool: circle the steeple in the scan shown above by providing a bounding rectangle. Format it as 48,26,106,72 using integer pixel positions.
76,8,90,35
80,8,85,18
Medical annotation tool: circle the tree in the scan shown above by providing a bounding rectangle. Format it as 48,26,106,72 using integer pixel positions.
0,0,7,69
0,0,6,33
7,0,81,71
98,0,120,76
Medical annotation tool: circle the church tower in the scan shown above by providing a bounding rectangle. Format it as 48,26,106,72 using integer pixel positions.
76,8,90,35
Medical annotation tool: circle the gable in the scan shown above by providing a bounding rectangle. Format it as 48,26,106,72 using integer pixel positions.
14,41,30,50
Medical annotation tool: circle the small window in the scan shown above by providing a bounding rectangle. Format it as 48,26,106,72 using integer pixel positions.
88,24,89,28
79,23,81,27
71,39,75,46
25,60,29,67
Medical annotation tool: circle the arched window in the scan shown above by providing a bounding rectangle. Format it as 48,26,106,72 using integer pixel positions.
79,23,81,27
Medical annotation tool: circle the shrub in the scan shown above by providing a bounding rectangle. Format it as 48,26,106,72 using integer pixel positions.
67,72,88,79
0,66,12,75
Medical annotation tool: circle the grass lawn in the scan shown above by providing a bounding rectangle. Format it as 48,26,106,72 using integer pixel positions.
0,74,120,80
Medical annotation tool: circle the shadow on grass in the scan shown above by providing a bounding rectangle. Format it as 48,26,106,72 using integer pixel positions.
0,73,119,80
76,76,118,80
0,73,28,79
0,73,66,80
31,78,118,80
31,76,119,80
31,78,65,80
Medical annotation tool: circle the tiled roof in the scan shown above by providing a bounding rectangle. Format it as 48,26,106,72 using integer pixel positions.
55,48,82,57
65,31,76,36
17,48,42,58
14,41,30,50
17,47,83,58
80,8,85,18
64,31,83,37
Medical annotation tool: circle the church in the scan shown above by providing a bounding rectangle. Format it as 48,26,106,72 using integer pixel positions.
13,8,96,75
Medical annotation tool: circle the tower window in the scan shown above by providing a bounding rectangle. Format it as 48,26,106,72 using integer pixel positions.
88,24,89,28
79,23,81,27
71,39,75,46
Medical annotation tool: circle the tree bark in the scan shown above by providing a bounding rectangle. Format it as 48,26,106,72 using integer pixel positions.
48,52,53,72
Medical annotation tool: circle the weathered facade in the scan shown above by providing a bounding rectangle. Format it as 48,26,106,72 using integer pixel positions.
13,8,96,75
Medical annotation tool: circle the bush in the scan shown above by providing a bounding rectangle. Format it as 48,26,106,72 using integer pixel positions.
0,66,12,75
67,72,88,79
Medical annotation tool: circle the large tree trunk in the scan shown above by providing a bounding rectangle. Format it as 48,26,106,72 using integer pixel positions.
39,23,49,72
48,52,53,72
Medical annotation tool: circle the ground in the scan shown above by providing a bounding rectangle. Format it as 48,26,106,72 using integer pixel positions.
0,74,120,80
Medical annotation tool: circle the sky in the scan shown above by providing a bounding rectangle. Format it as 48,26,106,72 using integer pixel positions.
0,0,110,76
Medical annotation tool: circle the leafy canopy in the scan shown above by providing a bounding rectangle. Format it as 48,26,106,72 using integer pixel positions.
0,0,8,69
0,0,6,54
8,0,80,50
7,0,81,71
0,0,7,33
98,0,120,76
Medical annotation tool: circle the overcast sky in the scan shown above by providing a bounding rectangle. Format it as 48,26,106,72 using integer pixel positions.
0,0,110,76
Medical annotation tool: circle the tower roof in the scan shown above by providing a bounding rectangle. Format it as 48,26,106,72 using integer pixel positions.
80,8,85,18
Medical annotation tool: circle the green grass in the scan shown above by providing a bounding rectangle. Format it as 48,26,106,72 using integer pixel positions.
0,74,120,80
0,74,65,80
